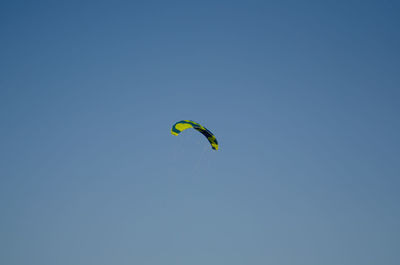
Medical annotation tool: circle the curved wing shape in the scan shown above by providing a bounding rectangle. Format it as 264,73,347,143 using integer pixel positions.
171,120,219,150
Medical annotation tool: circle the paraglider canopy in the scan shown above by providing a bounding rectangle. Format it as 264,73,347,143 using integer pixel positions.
171,120,219,150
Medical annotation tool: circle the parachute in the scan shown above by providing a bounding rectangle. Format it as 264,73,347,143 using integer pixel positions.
171,120,219,150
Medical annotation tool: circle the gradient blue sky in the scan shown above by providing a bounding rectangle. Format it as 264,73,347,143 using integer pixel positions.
1,1,399,264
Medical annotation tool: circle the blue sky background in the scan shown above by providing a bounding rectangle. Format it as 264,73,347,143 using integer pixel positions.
1,1,399,264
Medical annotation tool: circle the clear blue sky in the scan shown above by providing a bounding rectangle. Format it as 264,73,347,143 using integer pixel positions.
1,1,399,264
